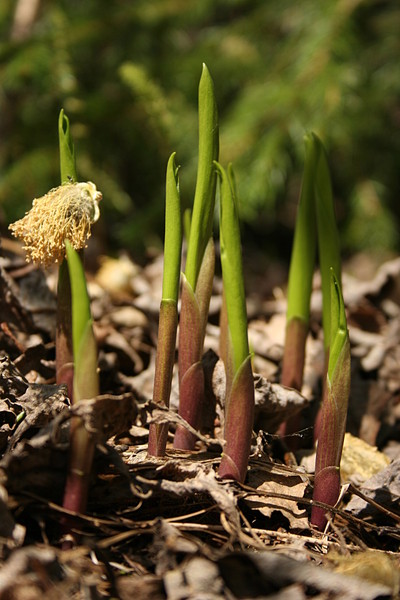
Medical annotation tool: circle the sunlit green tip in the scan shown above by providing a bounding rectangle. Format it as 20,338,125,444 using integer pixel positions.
327,267,349,382
58,108,76,184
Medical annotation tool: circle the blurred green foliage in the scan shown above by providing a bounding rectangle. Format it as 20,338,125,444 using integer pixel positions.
1,0,399,258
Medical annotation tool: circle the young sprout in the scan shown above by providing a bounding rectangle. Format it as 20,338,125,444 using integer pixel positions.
279,133,318,447
62,240,99,527
148,153,182,457
313,134,342,442
9,112,101,267
9,110,102,402
315,136,341,355
184,63,219,291
174,64,219,450
311,269,350,530
215,162,254,483
280,133,342,449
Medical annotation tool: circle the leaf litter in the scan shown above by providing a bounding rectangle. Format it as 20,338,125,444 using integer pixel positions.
0,240,399,599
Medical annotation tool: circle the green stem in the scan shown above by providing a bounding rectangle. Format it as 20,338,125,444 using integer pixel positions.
184,63,219,290
314,135,341,352
174,65,218,451
279,133,319,446
148,153,182,457
56,109,77,400
62,241,99,541
216,161,254,482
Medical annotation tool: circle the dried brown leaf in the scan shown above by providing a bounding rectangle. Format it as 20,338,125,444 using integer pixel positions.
246,468,309,530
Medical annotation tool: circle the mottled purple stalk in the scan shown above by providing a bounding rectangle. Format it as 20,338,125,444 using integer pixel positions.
174,239,214,449
62,419,95,515
311,272,350,530
278,318,308,447
219,355,254,482
216,161,254,483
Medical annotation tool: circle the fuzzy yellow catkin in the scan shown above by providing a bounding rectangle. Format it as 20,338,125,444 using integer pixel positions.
9,182,102,266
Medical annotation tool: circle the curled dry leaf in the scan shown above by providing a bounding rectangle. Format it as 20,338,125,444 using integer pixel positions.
340,432,390,485
0,261,33,333
345,457,400,519
212,358,309,433
218,551,393,600
245,465,309,530
71,392,137,444
0,355,68,452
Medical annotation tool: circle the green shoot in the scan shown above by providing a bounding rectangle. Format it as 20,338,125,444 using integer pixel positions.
216,163,249,373
56,109,77,400
313,134,342,443
285,133,319,327
66,241,99,404
314,135,341,352
161,154,182,303
62,240,99,524
215,161,254,483
59,108,77,185
280,133,342,451
148,153,182,456
279,133,319,445
311,269,350,530
174,64,219,450
184,63,219,291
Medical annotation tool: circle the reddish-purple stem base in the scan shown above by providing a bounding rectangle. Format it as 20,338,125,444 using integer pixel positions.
311,465,340,530
174,361,204,450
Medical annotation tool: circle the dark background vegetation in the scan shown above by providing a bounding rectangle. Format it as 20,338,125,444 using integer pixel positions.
1,0,399,263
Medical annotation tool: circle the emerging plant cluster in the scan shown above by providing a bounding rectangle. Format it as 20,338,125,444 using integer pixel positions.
9,65,350,537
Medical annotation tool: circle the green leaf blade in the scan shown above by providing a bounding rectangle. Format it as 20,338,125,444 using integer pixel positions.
314,134,341,350
216,161,249,373
185,63,219,290
286,132,319,324
58,109,77,184
65,240,99,402
162,152,182,303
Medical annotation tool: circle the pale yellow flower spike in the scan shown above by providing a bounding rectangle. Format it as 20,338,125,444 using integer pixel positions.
9,182,102,266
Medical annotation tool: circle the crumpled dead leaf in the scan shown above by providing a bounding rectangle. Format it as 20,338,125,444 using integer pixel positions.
218,550,393,600
153,461,241,539
245,464,309,530
340,432,390,485
0,260,33,333
0,355,68,451
343,257,400,307
345,456,400,519
212,358,309,433
71,392,137,443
